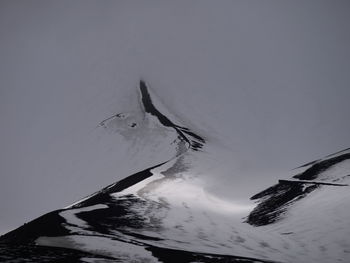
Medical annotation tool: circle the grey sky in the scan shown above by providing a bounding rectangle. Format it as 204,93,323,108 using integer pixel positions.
1,1,350,234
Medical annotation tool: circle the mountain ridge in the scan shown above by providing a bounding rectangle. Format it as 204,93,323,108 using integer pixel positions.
1,82,349,263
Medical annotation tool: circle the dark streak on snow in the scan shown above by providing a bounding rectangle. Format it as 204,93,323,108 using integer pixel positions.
247,151,350,226
293,152,350,180
140,80,205,151
246,183,319,226
294,147,350,170
70,161,166,209
278,179,348,186
75,80,206,210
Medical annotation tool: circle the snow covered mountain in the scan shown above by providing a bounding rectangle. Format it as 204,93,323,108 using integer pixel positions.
1,82,349,263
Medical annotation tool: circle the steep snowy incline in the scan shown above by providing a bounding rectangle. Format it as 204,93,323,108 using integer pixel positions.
247,149,350,262
1,82,275,263
0,82,349,263
248,148,350,226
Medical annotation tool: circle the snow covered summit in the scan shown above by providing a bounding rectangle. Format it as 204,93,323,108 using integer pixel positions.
1,82,349,263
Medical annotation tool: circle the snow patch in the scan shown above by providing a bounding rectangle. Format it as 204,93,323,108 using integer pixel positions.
36,235,160,263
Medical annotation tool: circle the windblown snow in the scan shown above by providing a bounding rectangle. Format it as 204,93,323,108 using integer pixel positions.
1,82,349,263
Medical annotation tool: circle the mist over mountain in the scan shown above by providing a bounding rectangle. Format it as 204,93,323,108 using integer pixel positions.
1,82,349,263
1,1,350,262
1,1,350,235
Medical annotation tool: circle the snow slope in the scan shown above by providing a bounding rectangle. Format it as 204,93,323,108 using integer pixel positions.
1,82,349,263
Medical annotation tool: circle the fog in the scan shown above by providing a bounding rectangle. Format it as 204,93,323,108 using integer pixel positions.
1,0,350,234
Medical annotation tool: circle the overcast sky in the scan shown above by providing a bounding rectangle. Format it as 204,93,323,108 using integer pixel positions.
1,0,350,234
